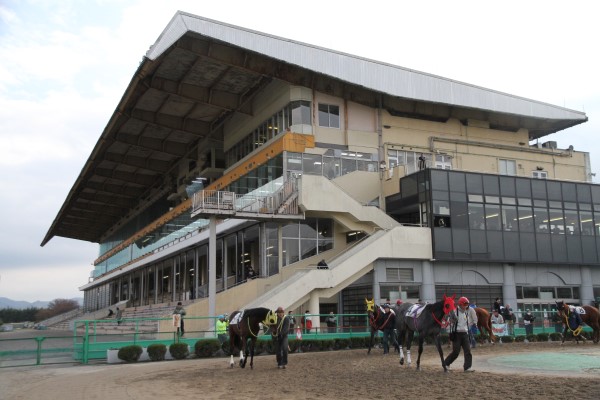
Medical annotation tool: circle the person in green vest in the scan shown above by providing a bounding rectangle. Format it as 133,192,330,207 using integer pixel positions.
216,314,228,344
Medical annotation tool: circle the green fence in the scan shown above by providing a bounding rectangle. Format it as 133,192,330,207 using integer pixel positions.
0,310,592,367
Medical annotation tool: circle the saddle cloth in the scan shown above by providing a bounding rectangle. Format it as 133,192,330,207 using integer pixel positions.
405,304,426,318
230,311,243,325
569,305,586,315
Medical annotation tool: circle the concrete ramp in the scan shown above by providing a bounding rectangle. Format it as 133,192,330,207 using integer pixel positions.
245,225,432,311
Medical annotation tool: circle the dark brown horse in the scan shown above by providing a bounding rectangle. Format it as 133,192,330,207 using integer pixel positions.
556,301,600,344
474,307,496,344
395,295,456,371
228,307,278,369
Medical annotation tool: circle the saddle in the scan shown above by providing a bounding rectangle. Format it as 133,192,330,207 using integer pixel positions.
230,311,243,325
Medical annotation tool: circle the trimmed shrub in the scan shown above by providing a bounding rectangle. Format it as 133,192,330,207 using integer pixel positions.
194,339,220,358
318,339,334,351
501,335,515,343
350,336,365,349
288,338,300,353
549,332,563,342
514,335,526,342
169,342,190,360
117,345,143,363
526,334,537,342
536,332,549,342
147,343,167,361
334,338,350,350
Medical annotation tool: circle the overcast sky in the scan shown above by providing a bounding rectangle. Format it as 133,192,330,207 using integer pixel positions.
1,0,599,302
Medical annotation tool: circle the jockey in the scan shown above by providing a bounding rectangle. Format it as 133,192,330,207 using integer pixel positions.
568,306,584,335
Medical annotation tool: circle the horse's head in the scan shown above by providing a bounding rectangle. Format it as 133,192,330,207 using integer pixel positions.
365,298,376,313
442,294,457,315
556,300,568,316
262,309,278,326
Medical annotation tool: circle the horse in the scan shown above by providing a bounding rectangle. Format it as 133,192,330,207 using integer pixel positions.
395,294,456,371
228,307,278,369
365,299,398,354
555,301,600,344
474,307,496,344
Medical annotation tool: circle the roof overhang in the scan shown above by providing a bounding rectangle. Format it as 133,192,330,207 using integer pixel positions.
42,11,588,247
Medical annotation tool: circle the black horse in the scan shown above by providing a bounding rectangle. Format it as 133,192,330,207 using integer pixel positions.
395,294,456,371
228,307,277,369
365,299,398,354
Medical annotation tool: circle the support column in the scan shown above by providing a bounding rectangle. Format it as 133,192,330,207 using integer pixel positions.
502,263,517,310
421,261,436,302
580,266,594,306
309,292,320,333
208,215,217,332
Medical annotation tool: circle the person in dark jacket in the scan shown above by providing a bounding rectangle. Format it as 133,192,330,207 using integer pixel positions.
272,306,290,369
381,305,396,355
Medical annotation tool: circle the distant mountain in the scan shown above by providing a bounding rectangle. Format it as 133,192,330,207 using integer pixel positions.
0,297,83,310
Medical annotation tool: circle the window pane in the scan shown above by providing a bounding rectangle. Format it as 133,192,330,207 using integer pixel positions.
534,207,549,233
300,239,317,259
518,206,534,232
469,203,485,230
485,204,501,230
580,211,594,235
282,238,299,266
502,205,517,231
302,154,322,175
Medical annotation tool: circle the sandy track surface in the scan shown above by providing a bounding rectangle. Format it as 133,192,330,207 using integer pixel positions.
2,341,600,400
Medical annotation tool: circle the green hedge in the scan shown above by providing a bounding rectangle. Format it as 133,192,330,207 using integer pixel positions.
169,343,189,360
147,343,167,361
118,345,143,362
195,339,220,357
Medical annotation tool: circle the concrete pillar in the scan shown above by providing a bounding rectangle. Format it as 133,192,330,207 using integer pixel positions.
421,261,436,302
580,266,594,306
309,292,320,333
208,215,217,331
502,263,517,310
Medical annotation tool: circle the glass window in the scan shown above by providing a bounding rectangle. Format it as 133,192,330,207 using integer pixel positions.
532,170,548,179
546,181,562,200
502,205,517,231
518,206,534,232
515,178,532,198
548,209,565,235
302,153,323,175
564,209,579,235
500,176,516,196
468,194,484,203
318,103,340,128
466,173,483,194
499,159,517,176
523,287,539,298
580,211,594,235
483,175,500,195
577,184,592,204
282,238,299,266
485,204,501,230
469,203,485,230
291,100,311,125
556,287,572,298
449,172,466,193
431,170,449,191
534,207,549,233
562,182,577,202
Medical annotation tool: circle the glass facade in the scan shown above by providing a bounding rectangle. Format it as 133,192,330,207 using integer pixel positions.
390,169,600,264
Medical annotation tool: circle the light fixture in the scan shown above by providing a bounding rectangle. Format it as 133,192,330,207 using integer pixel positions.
536,166,544,171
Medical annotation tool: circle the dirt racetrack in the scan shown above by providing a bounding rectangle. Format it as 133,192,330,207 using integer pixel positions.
2,341,600,400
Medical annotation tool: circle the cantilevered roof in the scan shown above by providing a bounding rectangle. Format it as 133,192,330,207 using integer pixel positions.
42,11,587,247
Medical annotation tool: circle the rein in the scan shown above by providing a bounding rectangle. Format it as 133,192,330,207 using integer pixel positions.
432,311,450,328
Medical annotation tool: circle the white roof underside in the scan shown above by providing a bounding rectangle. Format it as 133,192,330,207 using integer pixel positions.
147,11,585,122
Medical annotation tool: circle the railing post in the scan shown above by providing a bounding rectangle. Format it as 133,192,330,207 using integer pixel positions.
35,337,45,365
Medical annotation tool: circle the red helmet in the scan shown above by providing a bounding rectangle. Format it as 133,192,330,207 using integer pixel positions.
458,296,470,306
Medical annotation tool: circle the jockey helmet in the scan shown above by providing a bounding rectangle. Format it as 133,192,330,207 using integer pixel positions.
458,296,470,306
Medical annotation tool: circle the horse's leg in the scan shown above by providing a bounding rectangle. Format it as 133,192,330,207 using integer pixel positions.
487,322,496,344
434,334,448,372
406,331,413,366
229,334,235,368
561,323,567,345
248,338,254,369
240,337,247,368
367,328,375,354
415,336,425,371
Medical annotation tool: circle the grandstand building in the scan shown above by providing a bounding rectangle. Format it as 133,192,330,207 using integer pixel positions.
43,11,598,331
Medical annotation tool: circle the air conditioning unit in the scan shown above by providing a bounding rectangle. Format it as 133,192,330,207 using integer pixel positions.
542,141,557,149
